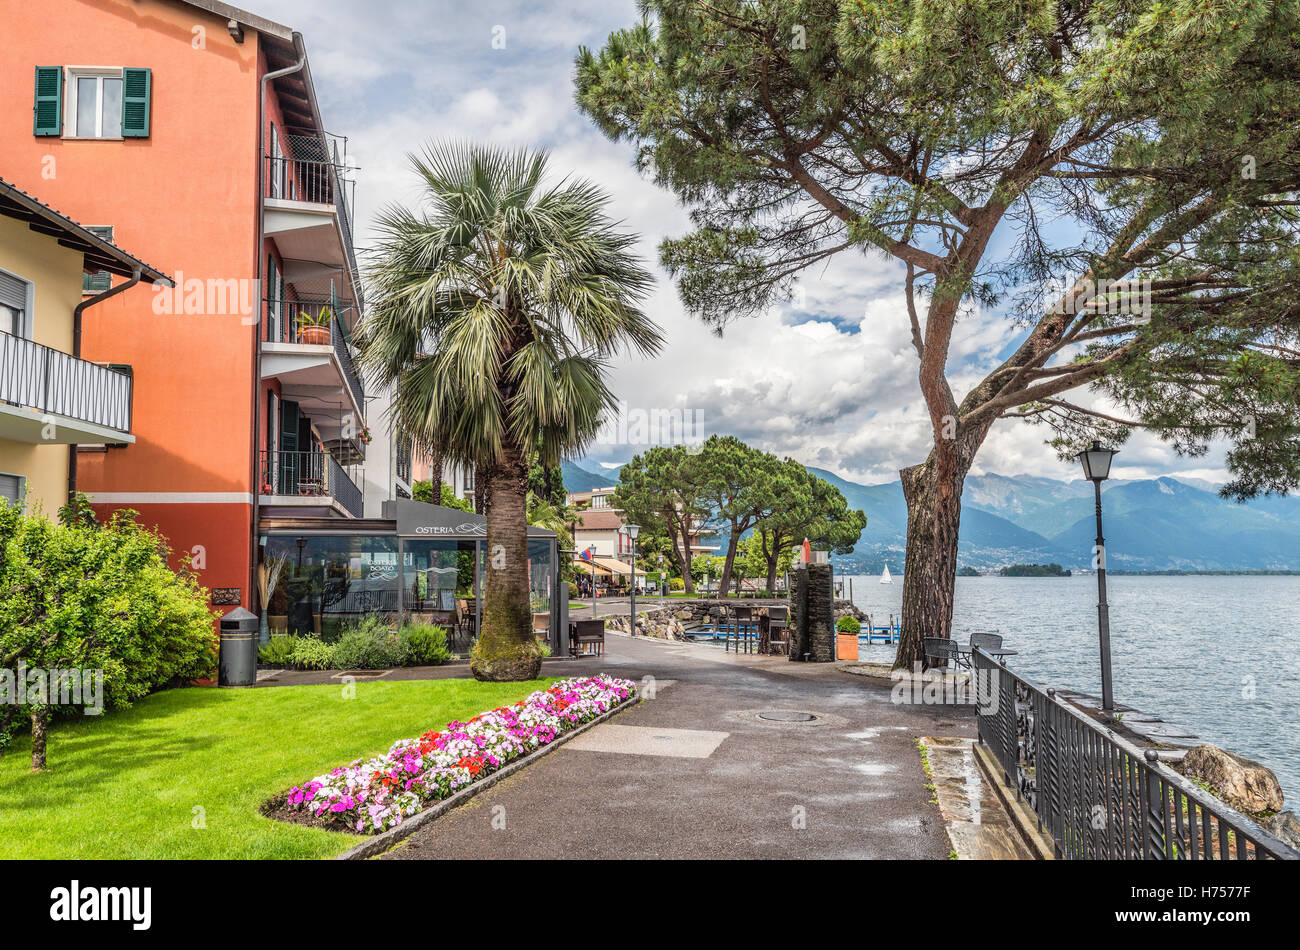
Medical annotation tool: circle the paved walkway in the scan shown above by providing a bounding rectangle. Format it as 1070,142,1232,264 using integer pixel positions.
383,633,977,860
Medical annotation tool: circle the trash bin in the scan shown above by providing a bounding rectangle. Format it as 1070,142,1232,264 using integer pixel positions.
219,607,259,687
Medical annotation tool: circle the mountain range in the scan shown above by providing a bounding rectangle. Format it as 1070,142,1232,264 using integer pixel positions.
561,460,1300,572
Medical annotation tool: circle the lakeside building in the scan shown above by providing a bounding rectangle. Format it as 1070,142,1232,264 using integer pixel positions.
0,178,167,514
0,0,418,617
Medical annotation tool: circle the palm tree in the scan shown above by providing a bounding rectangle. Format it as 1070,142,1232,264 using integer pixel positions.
360,143,661,680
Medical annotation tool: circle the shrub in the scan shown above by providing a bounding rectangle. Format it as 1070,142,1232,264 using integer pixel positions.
836,615,861,634
332,619,405,670
400,624,451,666
567,581,579,599
0,500,217,767
288,637,336,671
670,577,684,591
258,634,299,666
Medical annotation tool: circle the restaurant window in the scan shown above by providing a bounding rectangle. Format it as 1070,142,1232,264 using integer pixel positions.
263,534,400,640
402,539,476,620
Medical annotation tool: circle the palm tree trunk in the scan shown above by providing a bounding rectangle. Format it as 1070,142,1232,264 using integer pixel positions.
470,443,541,681
429,450,443,500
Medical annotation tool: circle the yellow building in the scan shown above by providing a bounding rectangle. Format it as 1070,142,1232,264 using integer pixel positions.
0,177,166,516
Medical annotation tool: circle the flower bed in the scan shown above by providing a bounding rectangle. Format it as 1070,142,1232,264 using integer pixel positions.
275,675,636,834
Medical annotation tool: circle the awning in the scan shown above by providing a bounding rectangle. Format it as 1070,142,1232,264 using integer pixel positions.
591,556,645,577
572,558,614,576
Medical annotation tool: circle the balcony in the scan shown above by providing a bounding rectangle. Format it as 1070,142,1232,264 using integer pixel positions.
258,449,362,518
261,293,366,434
263,140,360,305
0,331,133,444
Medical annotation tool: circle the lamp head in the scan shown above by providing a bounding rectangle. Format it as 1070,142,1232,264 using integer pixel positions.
1076,440,1117,482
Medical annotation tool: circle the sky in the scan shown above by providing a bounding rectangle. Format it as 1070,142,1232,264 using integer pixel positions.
252,0,1234,488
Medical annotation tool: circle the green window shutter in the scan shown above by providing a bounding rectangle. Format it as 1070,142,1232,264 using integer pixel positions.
34,66,63,136
82,226,114,292
121,68,151,137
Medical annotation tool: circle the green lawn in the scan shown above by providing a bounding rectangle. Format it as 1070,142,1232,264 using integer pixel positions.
0,676,553,859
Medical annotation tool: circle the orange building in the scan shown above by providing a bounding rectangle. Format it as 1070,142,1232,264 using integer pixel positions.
0,0,368,616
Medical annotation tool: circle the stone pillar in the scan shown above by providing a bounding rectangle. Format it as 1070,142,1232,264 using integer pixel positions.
790,564,835,662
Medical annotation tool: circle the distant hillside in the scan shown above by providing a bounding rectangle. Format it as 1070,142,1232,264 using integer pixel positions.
818,468,1300,572
561,459,617,494
566,458,1300,571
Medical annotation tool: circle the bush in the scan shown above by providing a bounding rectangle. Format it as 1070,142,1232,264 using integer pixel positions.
287,637,336,671
400,624,451,666
0,500,218,767
670,577,684,592
332,618,405,670
258,634,299,666
836,615,861,634
568,581,579,599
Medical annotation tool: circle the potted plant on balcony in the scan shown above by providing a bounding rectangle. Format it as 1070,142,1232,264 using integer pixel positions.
296,306,331,345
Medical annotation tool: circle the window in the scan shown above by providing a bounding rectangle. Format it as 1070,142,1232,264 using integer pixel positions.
33,66,150,138
0,474,25,507
83,226,113,293
0,270,31,338
70,69,123,138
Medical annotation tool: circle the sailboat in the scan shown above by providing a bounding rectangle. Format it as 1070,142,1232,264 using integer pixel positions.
880,564,893,584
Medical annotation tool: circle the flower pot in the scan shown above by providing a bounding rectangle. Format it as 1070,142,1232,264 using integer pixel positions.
836,633,859,661
297,324,329,345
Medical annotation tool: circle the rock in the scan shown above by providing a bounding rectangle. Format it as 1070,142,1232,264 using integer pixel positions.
1264,811,1300,851
1180,744,1284,816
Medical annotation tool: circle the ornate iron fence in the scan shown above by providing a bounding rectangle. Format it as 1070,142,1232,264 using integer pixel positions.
973,648,1299,860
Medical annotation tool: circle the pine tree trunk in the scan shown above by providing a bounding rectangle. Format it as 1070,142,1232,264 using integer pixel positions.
470,444,540,681
718,530,739,599
893,451,971,670
30,707,48,772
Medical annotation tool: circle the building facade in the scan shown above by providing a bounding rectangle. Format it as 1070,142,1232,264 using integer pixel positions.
0,0,370,616
0,179,165,516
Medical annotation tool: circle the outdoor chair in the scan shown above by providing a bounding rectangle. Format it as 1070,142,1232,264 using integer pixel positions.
969,632,1003,656
766,606,790,656
923,637,970,672
726,606,757,655
570,618,605,657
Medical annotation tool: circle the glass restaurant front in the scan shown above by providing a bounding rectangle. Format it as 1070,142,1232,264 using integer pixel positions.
258,501,564,650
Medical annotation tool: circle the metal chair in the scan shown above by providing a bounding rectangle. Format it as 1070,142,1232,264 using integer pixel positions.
726,606,757,654
765,606,790,656
923,637,970,672
969,632,1003,655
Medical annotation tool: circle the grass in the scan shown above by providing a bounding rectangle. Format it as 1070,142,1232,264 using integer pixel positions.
0,676,553,859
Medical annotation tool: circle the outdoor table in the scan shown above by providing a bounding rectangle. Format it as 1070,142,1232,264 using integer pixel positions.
987,648,1018,664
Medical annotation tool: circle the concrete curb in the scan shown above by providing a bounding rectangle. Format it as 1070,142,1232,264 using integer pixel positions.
972,741,1057,860
333,693,642,860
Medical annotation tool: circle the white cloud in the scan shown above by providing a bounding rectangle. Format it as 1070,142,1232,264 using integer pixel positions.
252,0,1240,490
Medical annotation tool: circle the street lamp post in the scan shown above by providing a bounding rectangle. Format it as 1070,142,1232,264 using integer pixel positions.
1076,440,1118,712
622,523,640,635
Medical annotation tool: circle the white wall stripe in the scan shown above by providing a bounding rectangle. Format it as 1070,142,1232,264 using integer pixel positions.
86,492,254,504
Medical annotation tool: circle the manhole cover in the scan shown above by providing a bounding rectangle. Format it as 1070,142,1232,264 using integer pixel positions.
758,711,818,722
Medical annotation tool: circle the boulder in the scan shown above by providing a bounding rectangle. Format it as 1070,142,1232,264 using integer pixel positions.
1264,810,1300,852
1180,744,1284,816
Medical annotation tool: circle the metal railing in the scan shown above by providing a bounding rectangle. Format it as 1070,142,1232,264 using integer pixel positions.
259,449,363,518
261,297,365,413
396,438,412,486
0,331,132,434
264,146,361,305
973,649,1299,860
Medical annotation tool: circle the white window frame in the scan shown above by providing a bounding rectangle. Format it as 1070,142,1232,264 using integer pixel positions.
63,67,125,140
0,265,35,339
0,472,27,509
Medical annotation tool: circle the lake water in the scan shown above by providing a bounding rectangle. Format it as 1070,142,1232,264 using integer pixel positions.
844,574,1300,805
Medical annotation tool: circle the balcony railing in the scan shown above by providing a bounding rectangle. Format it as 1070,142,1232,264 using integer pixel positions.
264,144,360,301
0,331,132,434
396,439,412,486
973,649,1300,860
259,449,362,518
262,296,365,413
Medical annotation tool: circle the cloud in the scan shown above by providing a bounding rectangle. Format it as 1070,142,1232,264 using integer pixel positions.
252,0,1238,490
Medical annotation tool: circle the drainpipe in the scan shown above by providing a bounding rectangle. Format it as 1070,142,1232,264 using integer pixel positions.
67,267,145,507
251,32,307,609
